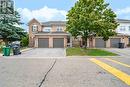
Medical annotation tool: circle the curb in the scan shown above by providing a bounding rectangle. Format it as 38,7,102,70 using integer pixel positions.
0,53,2,57
21,48,33,52
67,56,122,58
0,48,33,57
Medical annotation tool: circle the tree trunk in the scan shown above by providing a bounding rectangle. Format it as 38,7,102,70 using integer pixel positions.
82,37,88,48
84,38,87,48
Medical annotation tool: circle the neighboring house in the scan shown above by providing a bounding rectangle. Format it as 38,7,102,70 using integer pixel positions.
116,19,130,35
116,19,130,45
28,18,130,48
87,19,130,48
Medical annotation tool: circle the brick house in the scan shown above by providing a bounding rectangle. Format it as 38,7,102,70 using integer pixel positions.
28,18,130,48
28,19,70,48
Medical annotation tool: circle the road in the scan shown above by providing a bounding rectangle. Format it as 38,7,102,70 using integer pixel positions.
0,57,130,87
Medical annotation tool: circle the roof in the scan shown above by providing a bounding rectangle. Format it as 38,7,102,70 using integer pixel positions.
29,18,130,26
116,19,130,23
41,21,66,26
34,31,70,36
28,18,41,25
117,33,130,36
41,19,130,26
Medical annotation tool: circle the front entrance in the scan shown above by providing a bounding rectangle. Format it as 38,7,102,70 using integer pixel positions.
129,37,130,43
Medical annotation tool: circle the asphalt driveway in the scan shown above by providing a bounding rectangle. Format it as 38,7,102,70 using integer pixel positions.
7,48,66,58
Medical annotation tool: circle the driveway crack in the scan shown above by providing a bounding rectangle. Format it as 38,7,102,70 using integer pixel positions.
38,59,57,87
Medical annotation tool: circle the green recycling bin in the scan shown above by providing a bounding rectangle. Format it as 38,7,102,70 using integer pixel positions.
2,47,11,56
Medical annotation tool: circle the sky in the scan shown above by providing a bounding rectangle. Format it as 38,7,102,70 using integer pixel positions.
13,0,130,29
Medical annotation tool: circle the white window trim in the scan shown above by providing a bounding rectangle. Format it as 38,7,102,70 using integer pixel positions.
43,27,51,32
57,26,63,32
32,25,38,32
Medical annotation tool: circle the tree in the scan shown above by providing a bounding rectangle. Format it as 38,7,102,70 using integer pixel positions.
0,1,26,46
67,0,118,48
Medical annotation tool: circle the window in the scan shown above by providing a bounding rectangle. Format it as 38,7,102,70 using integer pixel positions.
44,29,51,32
43,27,51,32
57,26,63,32
120,26,125,31
32,25,38,32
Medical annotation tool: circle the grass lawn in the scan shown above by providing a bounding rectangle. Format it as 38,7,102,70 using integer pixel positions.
66,47,117,56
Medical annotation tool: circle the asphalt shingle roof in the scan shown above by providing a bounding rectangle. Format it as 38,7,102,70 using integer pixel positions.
41,21,66,26
116,19,130,23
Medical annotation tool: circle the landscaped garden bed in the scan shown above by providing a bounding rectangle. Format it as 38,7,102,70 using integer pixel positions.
66,47,117,56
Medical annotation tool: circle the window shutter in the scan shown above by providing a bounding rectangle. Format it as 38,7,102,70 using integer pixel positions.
32,26,34,31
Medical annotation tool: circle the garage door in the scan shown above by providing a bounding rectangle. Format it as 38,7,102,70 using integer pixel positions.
110,38,121,48
38,38,49,48
95,38,106,48
53,38,64,48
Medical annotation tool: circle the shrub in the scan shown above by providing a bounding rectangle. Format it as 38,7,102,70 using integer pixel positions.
21,36,29,47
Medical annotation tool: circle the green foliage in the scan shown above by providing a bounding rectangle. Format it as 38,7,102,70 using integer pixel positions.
67,0,118,47
0,8,26,45
66,47,117,56
21,35,29,47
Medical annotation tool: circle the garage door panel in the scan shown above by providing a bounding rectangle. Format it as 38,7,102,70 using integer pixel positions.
110,38,121,48
53,38,64,48
95,38,106,48
38,38,49,48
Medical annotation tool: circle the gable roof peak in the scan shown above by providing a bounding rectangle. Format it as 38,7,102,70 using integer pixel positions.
28,18,40,25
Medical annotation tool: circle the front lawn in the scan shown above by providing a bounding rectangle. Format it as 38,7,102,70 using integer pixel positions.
66,48,117,56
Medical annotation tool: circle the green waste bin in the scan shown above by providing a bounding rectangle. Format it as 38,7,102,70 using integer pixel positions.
2,47,11,56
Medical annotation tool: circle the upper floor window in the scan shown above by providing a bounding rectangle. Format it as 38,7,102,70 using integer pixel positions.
57,26,63,32
43,27,51,32
120,26,125,31
44,29,51,32
32,25,38,32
